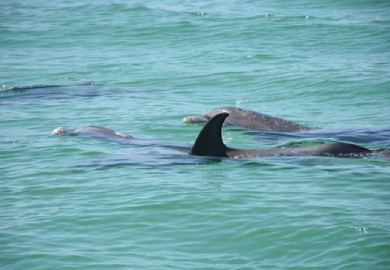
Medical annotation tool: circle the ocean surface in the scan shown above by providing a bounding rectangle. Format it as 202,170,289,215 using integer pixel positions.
1,1,390,269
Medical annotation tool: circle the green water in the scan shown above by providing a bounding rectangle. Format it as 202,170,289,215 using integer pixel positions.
1,1,390,269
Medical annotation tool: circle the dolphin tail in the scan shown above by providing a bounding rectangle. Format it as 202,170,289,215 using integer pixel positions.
190,113,229,157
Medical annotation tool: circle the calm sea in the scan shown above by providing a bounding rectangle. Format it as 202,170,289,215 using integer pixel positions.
1,1,390,269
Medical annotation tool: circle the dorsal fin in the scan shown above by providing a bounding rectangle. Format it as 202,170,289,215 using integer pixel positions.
190,113,229,157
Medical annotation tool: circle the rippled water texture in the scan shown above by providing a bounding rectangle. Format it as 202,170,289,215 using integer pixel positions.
1,1,390,269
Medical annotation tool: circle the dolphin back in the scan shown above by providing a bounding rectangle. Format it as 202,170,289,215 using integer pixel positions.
206,107,310,131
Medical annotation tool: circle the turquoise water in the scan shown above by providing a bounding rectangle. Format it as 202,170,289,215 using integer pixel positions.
1,1,390,269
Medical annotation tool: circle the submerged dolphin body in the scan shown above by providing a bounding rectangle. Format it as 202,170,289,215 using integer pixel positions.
52,126,191,151
3,81,96,92
53,126,133,141
190,113,373,158
183,106,310,132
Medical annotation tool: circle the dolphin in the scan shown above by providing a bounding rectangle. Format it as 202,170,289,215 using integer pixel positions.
3,81,95,92
183,106,310,132
53,126,133,141
52,125,191,151
190,113,374,158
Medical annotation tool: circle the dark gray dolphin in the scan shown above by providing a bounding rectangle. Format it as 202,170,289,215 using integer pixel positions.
190,113,373,158
183,106,310,132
